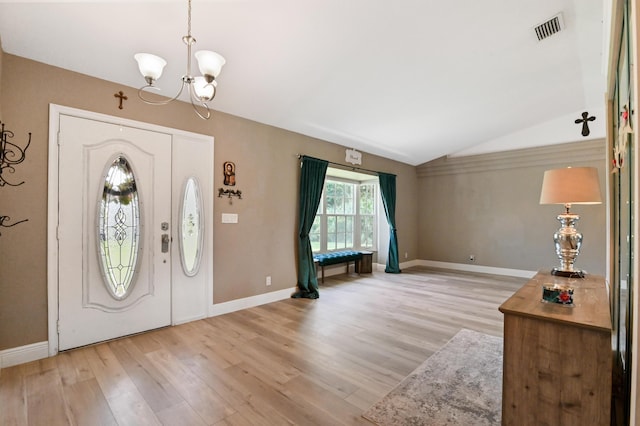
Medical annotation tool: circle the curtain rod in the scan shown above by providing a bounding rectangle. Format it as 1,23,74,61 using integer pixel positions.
295,154,395,177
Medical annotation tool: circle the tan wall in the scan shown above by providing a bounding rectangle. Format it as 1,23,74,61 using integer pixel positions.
0,54,419,351
0,40,3,118
2,51,606,353
416,140,607,275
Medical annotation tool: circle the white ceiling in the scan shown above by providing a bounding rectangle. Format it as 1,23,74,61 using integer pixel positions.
0,0,608,166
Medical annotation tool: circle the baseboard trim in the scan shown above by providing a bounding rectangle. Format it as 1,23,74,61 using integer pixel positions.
173,313,207,326
209,287,296,317
399,259,423,269
0,341,49,369
414,259,537,278
380,259,534,278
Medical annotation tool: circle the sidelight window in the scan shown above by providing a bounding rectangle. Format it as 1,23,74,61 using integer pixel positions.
179,177,203,276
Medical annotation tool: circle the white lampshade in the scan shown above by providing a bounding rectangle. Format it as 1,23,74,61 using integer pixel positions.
193,76,216,101
539,167,602,205
194,50,226,78
134,53,167,81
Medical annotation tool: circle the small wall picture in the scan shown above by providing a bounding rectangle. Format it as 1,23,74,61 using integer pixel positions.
223,161,236,186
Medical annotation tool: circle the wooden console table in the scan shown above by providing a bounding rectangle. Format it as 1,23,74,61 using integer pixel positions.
499,270,612,425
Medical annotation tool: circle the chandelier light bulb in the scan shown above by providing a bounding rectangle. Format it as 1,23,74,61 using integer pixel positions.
195,50,226,80
193,76,216,101
134,53,167,84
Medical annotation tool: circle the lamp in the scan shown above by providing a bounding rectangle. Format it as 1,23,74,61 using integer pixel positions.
539,166,602,278
135,0,225,120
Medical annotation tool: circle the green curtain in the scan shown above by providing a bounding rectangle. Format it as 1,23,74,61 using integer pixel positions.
378,172,401,273
293,156,328,299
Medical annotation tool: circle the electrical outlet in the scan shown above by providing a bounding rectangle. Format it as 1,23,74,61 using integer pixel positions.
404,252,408,259
266,276,271,286
469,254,475,262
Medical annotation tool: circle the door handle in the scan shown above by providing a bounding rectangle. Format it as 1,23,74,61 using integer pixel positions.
161,234,170,253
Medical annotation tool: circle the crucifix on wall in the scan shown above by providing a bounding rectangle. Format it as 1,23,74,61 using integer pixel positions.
575,111,595,137
114,91,128,110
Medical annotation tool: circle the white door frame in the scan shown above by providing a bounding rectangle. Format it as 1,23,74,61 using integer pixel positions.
47,104,214,355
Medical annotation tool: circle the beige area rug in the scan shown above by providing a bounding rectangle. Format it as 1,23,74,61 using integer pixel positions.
362,329,502,426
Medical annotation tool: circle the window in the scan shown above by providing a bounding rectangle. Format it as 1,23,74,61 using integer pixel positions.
179,177,203,277
97,155,141,300
310,169,377,253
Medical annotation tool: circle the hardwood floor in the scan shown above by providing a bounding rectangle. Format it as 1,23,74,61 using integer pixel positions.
0,267,526,425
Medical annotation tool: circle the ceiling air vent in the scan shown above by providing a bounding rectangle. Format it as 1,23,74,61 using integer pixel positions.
534,13,564,41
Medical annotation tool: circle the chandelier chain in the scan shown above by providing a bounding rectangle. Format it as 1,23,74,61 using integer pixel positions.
187,0,192,37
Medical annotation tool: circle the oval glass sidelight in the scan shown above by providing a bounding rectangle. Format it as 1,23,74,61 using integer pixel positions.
180,177,203,276
97,156,142,300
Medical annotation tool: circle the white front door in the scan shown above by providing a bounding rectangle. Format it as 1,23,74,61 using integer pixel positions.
57,114,172,350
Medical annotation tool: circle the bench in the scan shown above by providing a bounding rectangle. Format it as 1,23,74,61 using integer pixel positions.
313,250,368,283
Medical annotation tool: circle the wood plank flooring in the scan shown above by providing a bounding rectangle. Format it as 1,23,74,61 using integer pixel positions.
0,267,527,425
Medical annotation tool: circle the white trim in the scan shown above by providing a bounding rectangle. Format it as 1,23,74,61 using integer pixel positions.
413,259,537,278
209,288,295,317
376,260,536,278
0,341,49,368
173,313,207,326
47,106,61,356
397,260,422,270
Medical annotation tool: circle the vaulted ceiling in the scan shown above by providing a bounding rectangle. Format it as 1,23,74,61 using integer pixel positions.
0,0,608,165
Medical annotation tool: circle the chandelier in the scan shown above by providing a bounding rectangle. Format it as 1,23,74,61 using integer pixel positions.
134,0,226,120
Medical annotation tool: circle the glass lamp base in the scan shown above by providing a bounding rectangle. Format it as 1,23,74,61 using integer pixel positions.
551,268,586,278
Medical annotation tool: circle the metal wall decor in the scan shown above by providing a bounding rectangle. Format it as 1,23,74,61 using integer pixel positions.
218,188,242,204
0,120,31,236
1,120,31,187
0,215,28,236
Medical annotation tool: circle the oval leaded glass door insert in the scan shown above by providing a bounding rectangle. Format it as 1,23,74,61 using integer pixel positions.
97,155,141,300
180,177,203,276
